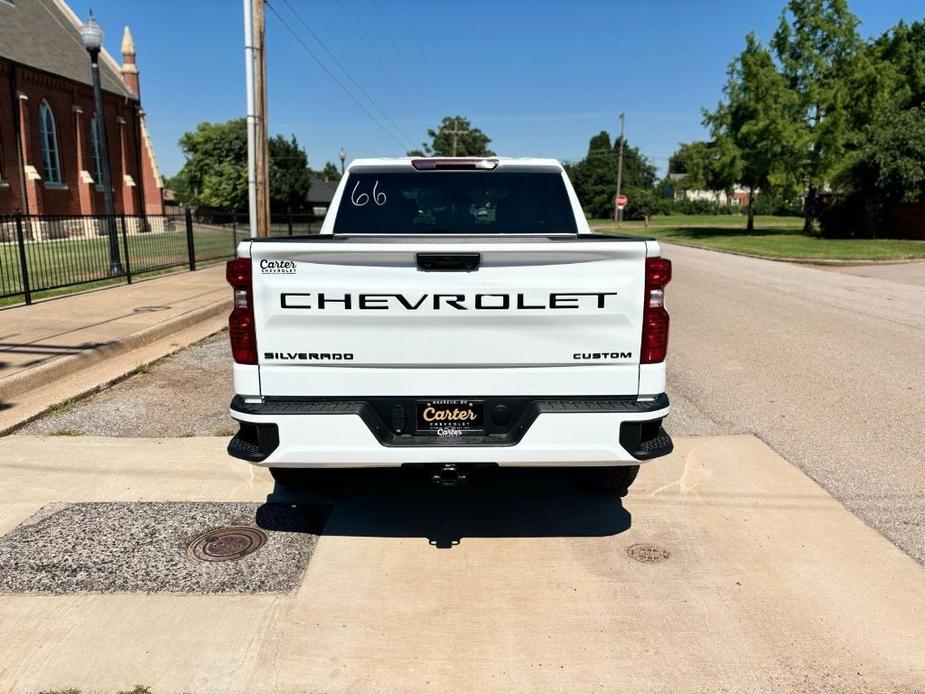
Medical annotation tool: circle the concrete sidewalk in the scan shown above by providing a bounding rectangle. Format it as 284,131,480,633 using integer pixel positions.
0,266,229,431
0,435,921,693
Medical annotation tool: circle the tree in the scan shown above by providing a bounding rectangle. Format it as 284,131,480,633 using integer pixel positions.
567,131,657,219
855,104,925,203
669,141,713,188
870,20,925,108
706,33,800,230
828,20,925,234
771,0,862,233
170,119,311,211
614,135,658,191
849,21,925,203
317,162,341,181
407,116,495,157
170,119,249,211
268,135,311,212
668,140,738,201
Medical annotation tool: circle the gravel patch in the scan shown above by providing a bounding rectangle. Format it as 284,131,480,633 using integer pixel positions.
0,501,329,594
19,332,234,438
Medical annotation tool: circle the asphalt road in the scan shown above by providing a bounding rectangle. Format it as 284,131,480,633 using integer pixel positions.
662,245,925,562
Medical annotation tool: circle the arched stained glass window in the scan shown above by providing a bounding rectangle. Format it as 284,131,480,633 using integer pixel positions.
38,100,62,184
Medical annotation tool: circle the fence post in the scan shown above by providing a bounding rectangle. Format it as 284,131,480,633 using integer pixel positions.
232,214,238,256
185,208,196,271
120,215,133,284
287,207,293,236
14,214,32,305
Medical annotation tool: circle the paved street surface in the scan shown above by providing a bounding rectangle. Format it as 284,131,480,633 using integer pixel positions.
0,435,922,693
663,246,925,562
821,260,925,287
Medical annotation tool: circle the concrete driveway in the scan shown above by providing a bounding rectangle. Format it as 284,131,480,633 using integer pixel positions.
663,245,925,562
0,436,922,693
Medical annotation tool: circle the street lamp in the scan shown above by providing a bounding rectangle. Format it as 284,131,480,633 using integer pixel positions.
80,11,123,276
338,146,346,176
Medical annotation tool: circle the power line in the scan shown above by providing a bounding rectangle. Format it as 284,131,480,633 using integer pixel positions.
337,0,416,115
371,0,428,108
265,1,411,150
276,0,414,148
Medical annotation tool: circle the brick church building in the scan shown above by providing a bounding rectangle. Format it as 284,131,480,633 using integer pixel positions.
0,0,164,216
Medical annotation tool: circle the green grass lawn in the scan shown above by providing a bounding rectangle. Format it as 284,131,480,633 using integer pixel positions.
0,224,246,306
591,215,925,261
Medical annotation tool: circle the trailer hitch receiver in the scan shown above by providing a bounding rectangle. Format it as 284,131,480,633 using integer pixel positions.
431,464,467,487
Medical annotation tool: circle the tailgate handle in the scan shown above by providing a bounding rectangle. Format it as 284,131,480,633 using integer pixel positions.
416,253,481,272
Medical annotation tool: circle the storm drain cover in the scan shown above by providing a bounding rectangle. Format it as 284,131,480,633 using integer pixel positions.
626,543,671,564
188,526,268,562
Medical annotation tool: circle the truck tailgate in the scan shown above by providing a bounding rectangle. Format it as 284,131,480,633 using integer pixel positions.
247,237,648,397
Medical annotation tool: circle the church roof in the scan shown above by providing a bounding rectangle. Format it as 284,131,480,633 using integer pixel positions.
0,0,136,99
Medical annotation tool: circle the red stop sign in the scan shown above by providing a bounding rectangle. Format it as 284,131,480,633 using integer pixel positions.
616,194,628,209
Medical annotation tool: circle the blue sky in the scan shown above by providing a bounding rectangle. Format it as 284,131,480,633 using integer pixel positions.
74,0,922,178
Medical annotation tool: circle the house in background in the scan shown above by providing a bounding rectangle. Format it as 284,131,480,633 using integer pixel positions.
0,0,164,216
667,173,752,207
306,177,339,217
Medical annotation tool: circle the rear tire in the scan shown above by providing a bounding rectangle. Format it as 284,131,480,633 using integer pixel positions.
587,465,639,495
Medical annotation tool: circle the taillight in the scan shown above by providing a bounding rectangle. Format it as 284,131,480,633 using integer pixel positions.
641,257,671,364
226,258,257,365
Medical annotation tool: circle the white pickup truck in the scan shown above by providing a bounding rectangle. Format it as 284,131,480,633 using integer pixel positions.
225,157,672,492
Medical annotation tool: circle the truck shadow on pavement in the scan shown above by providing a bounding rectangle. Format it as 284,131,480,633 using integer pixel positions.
257,467,631,548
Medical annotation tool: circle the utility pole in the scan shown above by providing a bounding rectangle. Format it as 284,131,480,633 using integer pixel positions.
243,0,258,238
253,0,271,237
615,112,625,226
446,117,466,157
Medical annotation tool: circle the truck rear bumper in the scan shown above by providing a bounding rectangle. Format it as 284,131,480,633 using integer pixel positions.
228,395,672,467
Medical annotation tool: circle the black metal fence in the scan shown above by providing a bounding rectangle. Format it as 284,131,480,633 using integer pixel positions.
0,209,322,305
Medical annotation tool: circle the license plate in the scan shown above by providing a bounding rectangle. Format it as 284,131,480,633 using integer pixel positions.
416,400,484,435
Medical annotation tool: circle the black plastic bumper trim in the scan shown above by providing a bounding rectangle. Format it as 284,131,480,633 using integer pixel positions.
230,394,670,451
228,421,279,462
619,420,673,460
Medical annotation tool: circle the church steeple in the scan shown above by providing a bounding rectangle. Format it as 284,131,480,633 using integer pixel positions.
120,26,140,96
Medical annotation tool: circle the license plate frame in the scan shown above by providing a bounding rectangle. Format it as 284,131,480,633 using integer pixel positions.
415,399,485,436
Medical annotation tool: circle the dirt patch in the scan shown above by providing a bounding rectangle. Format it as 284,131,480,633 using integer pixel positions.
19,332,233,437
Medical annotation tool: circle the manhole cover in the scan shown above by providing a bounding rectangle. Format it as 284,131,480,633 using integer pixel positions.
188,526,268,562
626,543,670,564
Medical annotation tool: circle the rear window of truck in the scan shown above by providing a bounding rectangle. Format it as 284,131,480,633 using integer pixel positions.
332,171,579,235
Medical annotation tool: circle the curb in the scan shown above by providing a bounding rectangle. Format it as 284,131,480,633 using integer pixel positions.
0,299,230,402
655,240,925,266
